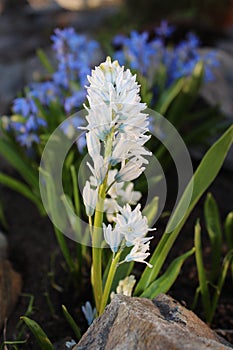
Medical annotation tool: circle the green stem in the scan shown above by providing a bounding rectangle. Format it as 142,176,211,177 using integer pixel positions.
99,251,121,315
91,130,114,314
92,188,105,314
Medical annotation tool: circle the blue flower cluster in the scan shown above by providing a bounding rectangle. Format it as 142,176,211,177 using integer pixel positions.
7,28,100,147
3,23,219,149
113,21,219,88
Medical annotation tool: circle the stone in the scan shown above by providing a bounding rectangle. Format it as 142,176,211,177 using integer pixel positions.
75,294,233,350
200,48,233,119
0,231,8,261
0,62,24,115
0,260,22,329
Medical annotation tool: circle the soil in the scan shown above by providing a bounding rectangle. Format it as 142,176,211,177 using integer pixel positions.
0,157,232,349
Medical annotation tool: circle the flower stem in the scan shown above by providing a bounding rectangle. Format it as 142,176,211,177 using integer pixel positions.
92,131,114,314
92,185,105,314
99,250,121,315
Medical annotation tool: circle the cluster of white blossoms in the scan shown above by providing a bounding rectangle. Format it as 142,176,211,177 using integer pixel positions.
103,204,154,267
82,57,155,267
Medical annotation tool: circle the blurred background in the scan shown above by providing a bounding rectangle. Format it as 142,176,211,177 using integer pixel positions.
0,0,233,117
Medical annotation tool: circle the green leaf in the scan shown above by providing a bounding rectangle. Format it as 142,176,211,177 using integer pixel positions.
0,136,39,191
20,316,54,350
0,172,44,215
166,61,204,124
225,212,233,250
194,220,211,319
62,305,81,340
37,48,54,74
204,192,222,282
142,196,159,227
0,196,7,229
156,78,185,115
39,168,75,273
70,165,81,217
208,249,233,324
134,124,233,296
141,247,195,298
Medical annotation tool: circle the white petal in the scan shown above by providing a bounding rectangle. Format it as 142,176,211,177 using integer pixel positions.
103,223,122,253
83,181,98,216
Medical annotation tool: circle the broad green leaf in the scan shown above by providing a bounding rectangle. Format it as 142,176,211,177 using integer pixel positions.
166,61,204,124
140,247,195,298
134,125,233,296
142,196,159,227
37,48,54,74
225,212,233,249
60,194,83,244
156,78,185,115
62,305,81,340
204,192,222,281
20,316,54,350
137,74,153,105
194,220,211,318
0,172,44,215
39,168,75,273
0,136,38,190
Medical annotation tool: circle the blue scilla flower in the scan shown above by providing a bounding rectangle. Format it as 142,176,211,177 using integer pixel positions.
13,97,37,117
51,27,100,89
10,94,47,147
64,90,86,114
202,50,219,82
113,24,219,101
164,33,202,84
16,132,40,148
30,81,61,105
155,20,175,38
113,30,162,76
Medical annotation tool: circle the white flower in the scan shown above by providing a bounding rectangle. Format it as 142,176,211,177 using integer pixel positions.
115,159,145,182
114,204,149,246
124,241,153,268
84,103,117,141
103,223,122,253
103,170,141,222
87,155,108,186
111,275,136,300
81,301,96,326
116,275,136,296
82,57,152,193
106,169,124,199
111,134,151,166
65,340,76,349
86,131,101,160
117,182,141,205
104,198,119,222
82,180,98,216
84,57,149,142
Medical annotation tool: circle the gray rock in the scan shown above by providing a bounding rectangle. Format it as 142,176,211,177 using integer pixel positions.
0,231,7,261
75,294,233,350
0,62,24,114
200,49,233,118
0,260,22,330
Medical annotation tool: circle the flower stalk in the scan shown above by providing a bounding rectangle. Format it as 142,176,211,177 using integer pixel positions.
99,250,122,315
82,57,154,316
